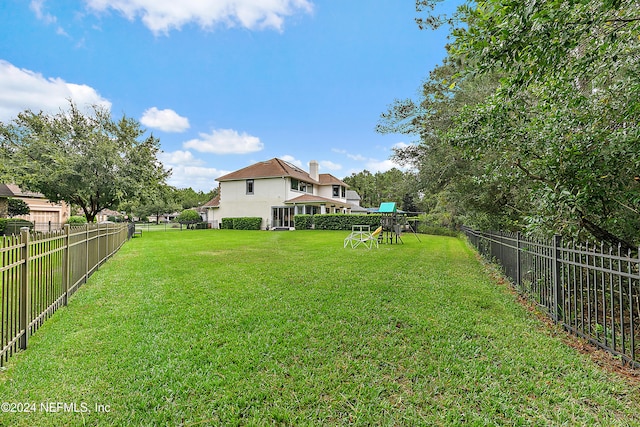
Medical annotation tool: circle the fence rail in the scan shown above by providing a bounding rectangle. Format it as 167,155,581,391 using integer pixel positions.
0,223,132,366
463,227,640,368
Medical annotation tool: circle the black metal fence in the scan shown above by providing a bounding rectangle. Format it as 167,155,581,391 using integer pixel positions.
463,227,640,368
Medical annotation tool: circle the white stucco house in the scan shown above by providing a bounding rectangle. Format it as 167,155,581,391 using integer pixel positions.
203,158,353,230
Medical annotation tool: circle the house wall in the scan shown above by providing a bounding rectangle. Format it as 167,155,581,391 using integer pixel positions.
217,177,290,229
0,198,7,217
14,197,70,231
215,176,351,228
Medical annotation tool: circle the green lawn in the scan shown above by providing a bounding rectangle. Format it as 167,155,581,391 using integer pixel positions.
1,230,639,426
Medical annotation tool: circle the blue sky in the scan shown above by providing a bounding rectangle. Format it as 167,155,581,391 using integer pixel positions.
0,0,458,192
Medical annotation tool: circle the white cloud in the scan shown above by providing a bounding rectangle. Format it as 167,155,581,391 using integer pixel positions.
159,149,229,191
365,159,401,173
0,60,111,122
183,128,263,154
140,107,190,132
84,0,314,34
158,150,202,166
30,0,69,36
392,142,411,150
280,155,303,168
30,0,56,25
320,160,341,171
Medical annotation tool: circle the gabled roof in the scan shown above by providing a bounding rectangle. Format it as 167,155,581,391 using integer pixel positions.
202,195,220,208
0,183,45,198
345,190,361,201
216,158,349,187
217,158,316,183
318,174,347,186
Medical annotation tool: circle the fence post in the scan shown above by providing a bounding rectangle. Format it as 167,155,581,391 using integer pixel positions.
85,224,89,284
19,227,30,350
62,224,70,306
552,234,563,323
516,232,521,287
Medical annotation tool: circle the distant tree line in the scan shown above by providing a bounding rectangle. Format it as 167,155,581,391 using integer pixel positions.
377,0,640,249
343,168,421,212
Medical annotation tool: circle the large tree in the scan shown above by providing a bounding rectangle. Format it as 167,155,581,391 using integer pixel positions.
382,0,640,248
0,103,170,222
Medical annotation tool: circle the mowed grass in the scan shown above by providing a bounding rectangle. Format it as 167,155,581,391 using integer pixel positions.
1,230,639,426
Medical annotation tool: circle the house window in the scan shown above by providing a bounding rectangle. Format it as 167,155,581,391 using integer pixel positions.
332,185,339,197
341,186,346,198
246,179,254,195
291,179,313,193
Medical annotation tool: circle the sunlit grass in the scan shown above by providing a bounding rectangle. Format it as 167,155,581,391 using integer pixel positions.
0,230,638,426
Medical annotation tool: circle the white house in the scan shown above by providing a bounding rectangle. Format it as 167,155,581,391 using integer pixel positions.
204,158,353,229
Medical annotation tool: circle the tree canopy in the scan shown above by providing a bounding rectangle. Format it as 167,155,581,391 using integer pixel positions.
380,0,640,248
0,103,170,223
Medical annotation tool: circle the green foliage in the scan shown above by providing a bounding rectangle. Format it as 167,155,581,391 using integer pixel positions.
343,169,420,212
0,218,7,234
1,219,34,235
0,101,170,223
221,217,262,230
381,1,640,249
172,187,218,210
176,209,201,223
7,198,30,217
67,216,88,225
293,214,313,229
313,214,382,230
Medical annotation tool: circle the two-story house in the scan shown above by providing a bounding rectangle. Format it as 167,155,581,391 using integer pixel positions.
204,158,352,229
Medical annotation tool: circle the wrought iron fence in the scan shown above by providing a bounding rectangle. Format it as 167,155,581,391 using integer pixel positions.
463,227,640,368
0,223,131,366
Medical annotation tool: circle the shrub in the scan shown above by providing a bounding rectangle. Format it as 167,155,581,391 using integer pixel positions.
293,214,313,229
2,219,34,236
221,217,262,230
314,214,381,230
417,224,460,237
176,209,201,224
67,216,88,225
0,218,7,235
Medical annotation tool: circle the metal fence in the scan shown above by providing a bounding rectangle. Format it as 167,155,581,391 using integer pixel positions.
463,227,640,368
0,223,132,366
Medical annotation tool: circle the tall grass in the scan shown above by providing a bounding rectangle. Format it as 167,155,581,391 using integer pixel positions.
0,230,638,426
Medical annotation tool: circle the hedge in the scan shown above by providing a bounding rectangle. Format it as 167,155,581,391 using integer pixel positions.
67,216,88,225
1,219,34,236
311,214,382,231
293,214,313,230
221,217,262,230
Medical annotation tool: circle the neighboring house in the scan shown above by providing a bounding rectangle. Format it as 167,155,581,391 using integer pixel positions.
0,183,71,231
346,190,368,213
95,208,123,223
205,158,353,229
148,212,180,223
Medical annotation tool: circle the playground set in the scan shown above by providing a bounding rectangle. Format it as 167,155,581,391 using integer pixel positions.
343,202,421,249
